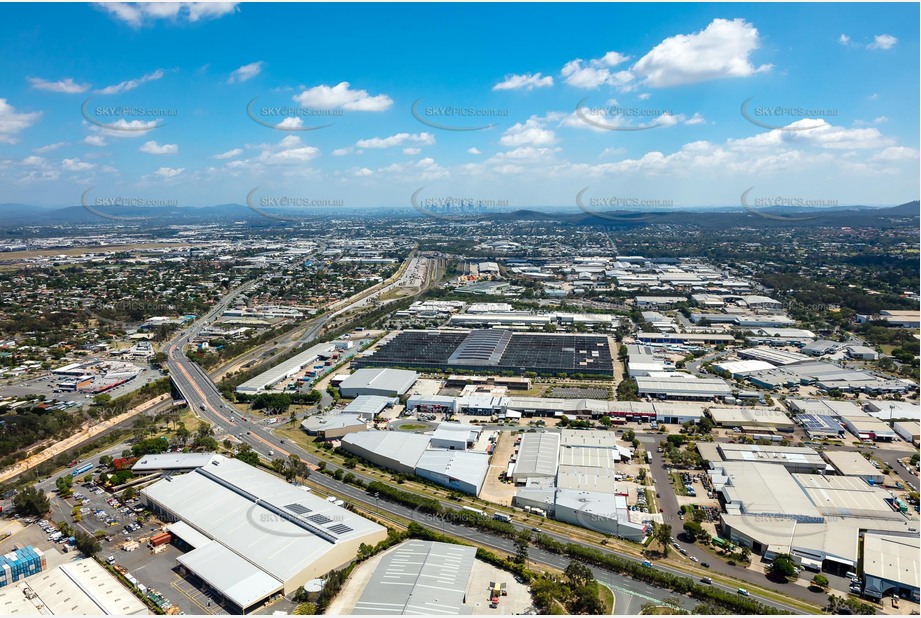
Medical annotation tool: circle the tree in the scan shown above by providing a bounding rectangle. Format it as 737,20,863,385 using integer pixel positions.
55,475,73,496
123,486,137,501
513,530,530,564
564,560,594,588
683,520,704,542
195,421,213,441
235,450,260,467
74,530,100,557
13,485,50,517
811,574,829,589
271,458,288,476
599,415,612,428
651,522,672,557
175,423,190,445
769,554,797,579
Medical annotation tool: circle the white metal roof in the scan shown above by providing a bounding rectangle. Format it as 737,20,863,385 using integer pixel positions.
177,541,283,610
515,431,560,478
236,342,335,393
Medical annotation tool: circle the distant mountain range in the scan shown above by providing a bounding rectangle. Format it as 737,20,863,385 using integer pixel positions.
0,200,916,228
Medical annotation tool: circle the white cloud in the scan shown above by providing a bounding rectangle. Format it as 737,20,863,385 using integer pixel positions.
355,132,434,149
467,147,482,155
97,2,238,27
500,117,556,147
293,82,392,111
214,148,243,159
332,148,352,156
354,167,373,177
684,112,706,125
256,135,320,165
139,140,178,155
868,34,897,50
493,72,554,91
276,117,305,130
155,167,184,178
96,69,164,94
632,18,771,87
33,142,67,153
22,156,47,167
839,34,853,46
403,147,421,155
87,118,159,137
228,61,263,84
28,76,89,93
0,99,41,144
61,157,95,171
637,93,652,100
84,135,107,147
561,52,633,89
728,119,894,151
871,146,918,161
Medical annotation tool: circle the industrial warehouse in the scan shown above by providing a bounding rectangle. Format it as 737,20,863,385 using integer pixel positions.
139,455,387,613
341,426,492,495
352,329,615,376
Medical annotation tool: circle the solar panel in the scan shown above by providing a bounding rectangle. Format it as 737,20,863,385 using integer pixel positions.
328,524,353,535
308,514,333,525
285,503,312,515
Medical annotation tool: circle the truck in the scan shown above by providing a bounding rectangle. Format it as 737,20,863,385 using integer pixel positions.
462,506,486,517
492,513,512,523
646,451,652,464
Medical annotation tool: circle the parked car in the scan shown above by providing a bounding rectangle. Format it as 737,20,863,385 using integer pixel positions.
737,588,749,596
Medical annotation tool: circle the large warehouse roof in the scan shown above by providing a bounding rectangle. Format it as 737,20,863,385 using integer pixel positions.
715,461,822,519
714,443,825,468
178,541,283,610
863,533,920,593
340,431,431,471
351,541,477,615
8,559,148,616
339,368,418,395
142,455,386,585
635,375,732,397
792,474,899,519
236,342,334,393
822,450,882,478
709,407,794,427
515,431,560,478
415,450,490,495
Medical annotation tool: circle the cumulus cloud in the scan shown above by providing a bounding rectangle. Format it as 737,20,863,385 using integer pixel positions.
632,18,771,87
155,166,184,178
500,117,556,147
228,61,263,84
214,148,243,159
868,34,897,50
61,157,95,171
467,147,482,155
96,2,238,27
0,100,41,143
84,135,107,147
871,146,918,161
139,140,178,155
293,82,392,111
356,132,434,149
561,52,633,89
256,135,320,165
493,72,554,91
28,77,89,93
96,69,164,94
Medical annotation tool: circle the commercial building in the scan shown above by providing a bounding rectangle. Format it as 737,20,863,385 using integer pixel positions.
341,395,397,421
801,340,841,356
736,347,811,366
635,375,733,401
845,345,879,361
697,443,828,473
862,533,920,602
893,421,920,445
878,309,921,329
635,332,736,346
711,359,775,377
338,368,418,398
822,450,886,484
301,413,367,440
340,427,490,496
864,401,921,422
625,344,669,377
350,541,477,615
141,455,388,613
795,413,846,439
0,558,146,615
708,407,795,431
838,412,898,441
354,329,615,377
512,431,561,483
236,343,335,394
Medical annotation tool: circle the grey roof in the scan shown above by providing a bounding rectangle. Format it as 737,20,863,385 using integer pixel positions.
167,520,213,549
340,368,418,395
342,395,397,416
863,533,920,592
236,342,334,393
141,455,385,585
177,541,283,610
448,329,513,365
341,430,432,470
351,540,477,615
301,413,366,433
415,450,490,494
635,375,732,397
133,452,217,472
14,559,148,616
516,431,560,478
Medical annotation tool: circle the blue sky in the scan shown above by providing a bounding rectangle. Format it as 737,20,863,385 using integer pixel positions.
0,2,918,209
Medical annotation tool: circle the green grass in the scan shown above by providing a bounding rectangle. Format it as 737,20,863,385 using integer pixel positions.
598,582,614,614
397,423,429,432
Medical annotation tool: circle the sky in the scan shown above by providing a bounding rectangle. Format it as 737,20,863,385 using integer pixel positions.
0,2,918,210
